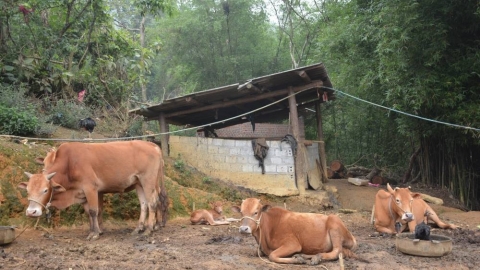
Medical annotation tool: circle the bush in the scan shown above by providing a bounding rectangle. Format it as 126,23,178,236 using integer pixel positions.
0,105,38,135
0,84,32,109
0,83,59,137
47,100,92,129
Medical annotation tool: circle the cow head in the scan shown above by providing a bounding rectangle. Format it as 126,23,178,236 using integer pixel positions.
387,183,421,222
232,198,266,234
35,148,57,168
210,201,224,214
18,172,64,217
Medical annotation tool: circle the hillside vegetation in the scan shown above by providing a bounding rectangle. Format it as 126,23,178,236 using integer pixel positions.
0,129,257,227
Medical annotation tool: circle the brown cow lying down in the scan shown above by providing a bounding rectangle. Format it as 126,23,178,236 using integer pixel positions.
232,198,359,265
373,183,458,234
19,140,168,240
190,201,230,226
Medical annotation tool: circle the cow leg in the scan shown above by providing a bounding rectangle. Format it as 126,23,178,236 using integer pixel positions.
374,222,397,234
98,193,104,234
82,194,103,236
83,203,93,232
427,211,458,229
84,191,101,240
145,192,159,235
200,213,229,226
132,184,148,235
308,230,344,265
268,243,304,264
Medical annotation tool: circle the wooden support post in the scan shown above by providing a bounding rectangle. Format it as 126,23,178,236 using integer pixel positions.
288,87,306,194
158,112,169,157
315,101,328,183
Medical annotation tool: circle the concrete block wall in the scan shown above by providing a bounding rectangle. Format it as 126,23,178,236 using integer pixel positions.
169,135,300,196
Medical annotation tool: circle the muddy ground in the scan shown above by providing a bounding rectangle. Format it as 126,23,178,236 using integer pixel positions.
1,179,479,270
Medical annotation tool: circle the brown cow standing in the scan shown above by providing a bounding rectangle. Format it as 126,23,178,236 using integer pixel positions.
190,201,230,226
373,183,458,234
232,198,358,265
19,140,168,240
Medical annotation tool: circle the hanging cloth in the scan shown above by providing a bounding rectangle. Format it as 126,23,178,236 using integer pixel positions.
252,138,269,174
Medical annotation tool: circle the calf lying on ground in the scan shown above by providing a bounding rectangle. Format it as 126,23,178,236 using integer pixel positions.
190,201,230,226
373,183,458,234
232,198,361,265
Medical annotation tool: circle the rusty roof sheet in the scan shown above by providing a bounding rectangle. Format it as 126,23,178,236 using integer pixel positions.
130,62,334,128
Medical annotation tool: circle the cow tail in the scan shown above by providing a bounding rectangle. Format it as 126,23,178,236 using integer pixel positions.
159,183,169,227
158,159,169,227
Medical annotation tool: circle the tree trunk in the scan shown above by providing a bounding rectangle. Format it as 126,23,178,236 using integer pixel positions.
366,167,381,181
330,160,344,173
371,175,386,185
403,146,421,183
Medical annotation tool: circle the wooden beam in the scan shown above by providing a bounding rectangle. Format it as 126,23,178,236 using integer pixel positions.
158,112,169,158
238,82,262,93
315,101,328,183
165,81,323,118
296,70,311,83
185,96,203,105
288,87,306,195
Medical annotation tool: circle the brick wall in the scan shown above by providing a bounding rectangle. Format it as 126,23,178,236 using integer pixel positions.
198,117,305,139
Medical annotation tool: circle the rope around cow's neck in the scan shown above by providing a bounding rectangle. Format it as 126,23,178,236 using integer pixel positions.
240,213,275,265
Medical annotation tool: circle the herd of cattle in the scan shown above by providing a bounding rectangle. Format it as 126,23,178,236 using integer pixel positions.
18,140,459,265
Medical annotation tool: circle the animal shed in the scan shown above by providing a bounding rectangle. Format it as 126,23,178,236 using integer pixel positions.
130,62,335,196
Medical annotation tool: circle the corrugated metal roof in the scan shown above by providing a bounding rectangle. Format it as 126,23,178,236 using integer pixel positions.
130,62,334,128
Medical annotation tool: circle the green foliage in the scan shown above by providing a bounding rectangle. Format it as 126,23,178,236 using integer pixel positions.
202,177,212,184
148,0,281,99
174,157,185,172
0,181,25,225
47,100,92,129
124,116,144,137
107,192,141,220
314,0,480,209
0,105,38,135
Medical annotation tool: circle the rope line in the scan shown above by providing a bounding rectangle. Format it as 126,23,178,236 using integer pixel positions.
0,86,478,143
324,86,480,132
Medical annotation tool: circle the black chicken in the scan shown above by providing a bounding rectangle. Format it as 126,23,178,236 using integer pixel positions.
79,117,96,139
414,211,431,241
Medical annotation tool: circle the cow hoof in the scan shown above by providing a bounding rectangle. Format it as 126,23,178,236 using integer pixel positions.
143,229,153,236
292,254,307,264
131,228,144,235
309,255,322,265
87,233,100,241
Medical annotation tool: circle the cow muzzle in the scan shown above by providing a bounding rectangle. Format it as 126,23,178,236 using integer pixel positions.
239,225,252,234
401,212,414,222
26,205,43,217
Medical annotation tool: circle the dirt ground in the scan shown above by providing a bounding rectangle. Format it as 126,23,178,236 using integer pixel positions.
1,179,480,270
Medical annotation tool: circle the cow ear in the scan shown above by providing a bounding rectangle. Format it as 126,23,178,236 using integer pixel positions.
24,172,33,179
261,205,271,212
34,157,45,165
411,193,422,199
231,206,241,213
18,182,28,189
51,181,66,193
